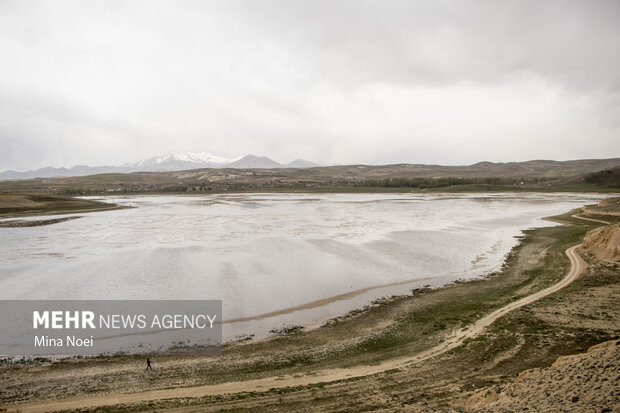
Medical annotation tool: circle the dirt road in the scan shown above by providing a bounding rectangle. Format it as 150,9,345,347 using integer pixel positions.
573,213,611,225
5,245,587,413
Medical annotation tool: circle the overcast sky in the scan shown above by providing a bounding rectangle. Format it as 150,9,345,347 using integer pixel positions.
1,0,619,170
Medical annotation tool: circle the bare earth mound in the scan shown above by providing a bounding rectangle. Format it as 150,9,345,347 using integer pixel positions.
466,340,620,412
582,223,620,261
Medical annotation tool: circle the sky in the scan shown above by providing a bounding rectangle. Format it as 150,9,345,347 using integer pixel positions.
1,0,619,171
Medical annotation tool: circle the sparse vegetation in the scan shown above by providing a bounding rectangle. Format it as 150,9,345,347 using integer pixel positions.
269,325,305,336
584,166,620,188
0,193,124,218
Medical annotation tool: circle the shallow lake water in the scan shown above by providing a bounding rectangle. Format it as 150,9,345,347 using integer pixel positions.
0,192,606,340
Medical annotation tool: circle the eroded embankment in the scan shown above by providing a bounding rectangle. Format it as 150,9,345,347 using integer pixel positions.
582,223,620,261
467,339,620,412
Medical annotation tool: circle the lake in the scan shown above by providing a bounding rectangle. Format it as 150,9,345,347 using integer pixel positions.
0,192,605,340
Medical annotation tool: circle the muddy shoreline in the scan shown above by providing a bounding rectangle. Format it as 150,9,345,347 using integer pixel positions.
0,216,82,227
0,193,127,220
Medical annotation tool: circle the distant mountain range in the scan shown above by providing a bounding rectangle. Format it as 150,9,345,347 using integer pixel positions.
0,152,322,180
1,154,619,183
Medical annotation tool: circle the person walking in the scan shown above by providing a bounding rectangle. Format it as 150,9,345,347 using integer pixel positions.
146,358,152,370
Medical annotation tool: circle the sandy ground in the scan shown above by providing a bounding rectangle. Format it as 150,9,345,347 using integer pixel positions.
582,223,620,261
467,339,619,412
3,245,588,412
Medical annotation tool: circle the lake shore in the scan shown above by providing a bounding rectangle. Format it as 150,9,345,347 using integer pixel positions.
0,193,604,336
0,216,82,227
1,198,618,412
0,193,127,220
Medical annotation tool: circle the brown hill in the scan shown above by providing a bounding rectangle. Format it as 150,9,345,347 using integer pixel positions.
576,165,620,189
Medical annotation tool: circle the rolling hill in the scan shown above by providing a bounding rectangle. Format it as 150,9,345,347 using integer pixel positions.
0,158,618,195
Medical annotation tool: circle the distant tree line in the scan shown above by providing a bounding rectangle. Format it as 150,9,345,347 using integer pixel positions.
55,175,559,195
358,176,544,188
584,168,620,187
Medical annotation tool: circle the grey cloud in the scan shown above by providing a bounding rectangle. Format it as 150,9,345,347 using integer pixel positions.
233,0,620,90
0,0,619,170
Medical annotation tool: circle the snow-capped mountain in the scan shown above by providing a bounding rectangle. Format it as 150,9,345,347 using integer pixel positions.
0,152,321,180
124,152,243,171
